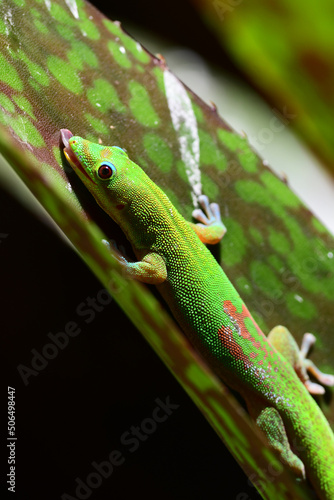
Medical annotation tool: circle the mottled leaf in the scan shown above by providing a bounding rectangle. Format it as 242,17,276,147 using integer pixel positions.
0,0,333,498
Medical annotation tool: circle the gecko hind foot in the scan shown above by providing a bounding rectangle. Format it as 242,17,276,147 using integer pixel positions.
301,333,334,394
255,406,306,479
268,326,334,395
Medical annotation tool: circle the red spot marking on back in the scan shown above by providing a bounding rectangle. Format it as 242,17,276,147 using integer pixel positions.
222,300,269,350
217,325,250,369
217,300,278,380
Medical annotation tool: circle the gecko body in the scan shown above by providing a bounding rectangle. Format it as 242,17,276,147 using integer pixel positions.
61,129,334,499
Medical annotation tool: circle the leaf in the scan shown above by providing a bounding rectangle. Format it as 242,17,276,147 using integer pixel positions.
192,0,334,172
0,0,332,498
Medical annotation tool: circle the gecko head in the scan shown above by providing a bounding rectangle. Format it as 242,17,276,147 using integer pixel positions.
61,129,128,186
60,129,152,218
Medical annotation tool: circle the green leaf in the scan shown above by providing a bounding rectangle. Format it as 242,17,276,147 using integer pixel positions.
1,1,332,498
193,0,334,171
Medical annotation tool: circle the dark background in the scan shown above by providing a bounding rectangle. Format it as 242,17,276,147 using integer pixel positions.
2,1,259,499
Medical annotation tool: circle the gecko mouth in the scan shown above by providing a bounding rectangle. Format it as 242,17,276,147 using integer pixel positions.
60,129,81,169
60,129,97,185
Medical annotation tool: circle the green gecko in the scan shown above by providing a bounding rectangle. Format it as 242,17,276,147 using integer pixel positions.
61,129,334,499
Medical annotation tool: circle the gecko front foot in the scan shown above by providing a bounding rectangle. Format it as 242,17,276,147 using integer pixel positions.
102,239,131,277
192,195,224,228
191,195,226,245
103,239,167,284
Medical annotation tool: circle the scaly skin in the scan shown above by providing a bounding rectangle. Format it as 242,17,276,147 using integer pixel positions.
61,130,334,499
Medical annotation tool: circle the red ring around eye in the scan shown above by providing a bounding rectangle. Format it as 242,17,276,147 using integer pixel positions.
98,164,114,179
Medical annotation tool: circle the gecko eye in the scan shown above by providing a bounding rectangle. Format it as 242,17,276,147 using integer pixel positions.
98,162,116,180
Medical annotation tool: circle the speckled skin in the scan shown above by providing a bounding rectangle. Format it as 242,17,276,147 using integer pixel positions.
64,134,334,499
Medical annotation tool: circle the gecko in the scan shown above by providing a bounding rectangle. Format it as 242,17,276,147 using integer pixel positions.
61,129,334,499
